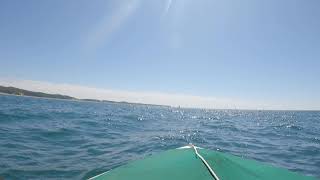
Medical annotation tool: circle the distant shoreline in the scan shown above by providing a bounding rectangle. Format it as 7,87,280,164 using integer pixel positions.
0,86,169,108
1,86,319,111
0,91,77,101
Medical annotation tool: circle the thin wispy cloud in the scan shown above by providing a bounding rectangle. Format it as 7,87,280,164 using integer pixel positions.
163,0,188,49
85,0,140,52
163,0,173,16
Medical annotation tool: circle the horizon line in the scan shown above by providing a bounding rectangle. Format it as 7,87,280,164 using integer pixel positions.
1,92,320,112
0,78,319,111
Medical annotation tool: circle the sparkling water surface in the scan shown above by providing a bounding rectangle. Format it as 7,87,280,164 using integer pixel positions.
0,95,319,179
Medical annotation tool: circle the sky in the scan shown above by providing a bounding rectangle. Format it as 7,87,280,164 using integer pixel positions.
0,0,320,110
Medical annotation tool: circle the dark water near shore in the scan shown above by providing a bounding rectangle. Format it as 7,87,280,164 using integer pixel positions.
0,95,319,179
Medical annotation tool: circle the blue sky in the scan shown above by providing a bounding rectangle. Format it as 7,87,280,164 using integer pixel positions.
0,0,320,109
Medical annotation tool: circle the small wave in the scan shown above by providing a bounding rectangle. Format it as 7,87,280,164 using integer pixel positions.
0,95,319,179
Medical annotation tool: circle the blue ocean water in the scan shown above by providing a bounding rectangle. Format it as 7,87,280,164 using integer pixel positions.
0,95,319,180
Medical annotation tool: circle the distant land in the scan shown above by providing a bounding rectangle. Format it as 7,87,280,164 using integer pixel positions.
0,85,76,100
0,85,168,107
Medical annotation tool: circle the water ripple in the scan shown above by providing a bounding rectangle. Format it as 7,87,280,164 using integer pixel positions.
0,95,319,179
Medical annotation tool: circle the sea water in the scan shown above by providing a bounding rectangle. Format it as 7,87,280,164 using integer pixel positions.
0,95,319,179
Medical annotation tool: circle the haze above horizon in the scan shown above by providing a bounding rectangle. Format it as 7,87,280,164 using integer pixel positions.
1,0,320,110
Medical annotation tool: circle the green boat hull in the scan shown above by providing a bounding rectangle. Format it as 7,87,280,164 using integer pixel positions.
90,146,316,180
